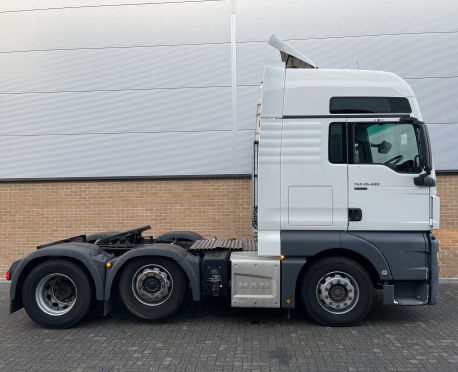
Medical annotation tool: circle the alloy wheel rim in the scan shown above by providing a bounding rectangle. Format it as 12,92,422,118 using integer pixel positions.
131,264,174,306
35,273,77,316
315,271,360,314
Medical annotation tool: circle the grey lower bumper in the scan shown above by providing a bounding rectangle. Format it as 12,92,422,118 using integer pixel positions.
383,234,439,306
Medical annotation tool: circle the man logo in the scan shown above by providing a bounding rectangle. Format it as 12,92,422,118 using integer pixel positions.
238,282,270,290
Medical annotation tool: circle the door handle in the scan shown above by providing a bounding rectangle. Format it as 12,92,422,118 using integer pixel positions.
349,208,362,221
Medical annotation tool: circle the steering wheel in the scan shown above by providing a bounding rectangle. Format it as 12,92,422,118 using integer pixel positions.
384,154,404,167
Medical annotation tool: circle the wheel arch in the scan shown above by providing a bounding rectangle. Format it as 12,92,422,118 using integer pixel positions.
297,248,384,292
10,243,105,313
104,244,200,310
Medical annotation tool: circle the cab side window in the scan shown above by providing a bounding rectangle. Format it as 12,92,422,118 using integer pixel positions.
353,123,421,173
329,123,347,164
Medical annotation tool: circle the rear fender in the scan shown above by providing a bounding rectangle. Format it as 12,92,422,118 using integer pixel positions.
10,242,107,313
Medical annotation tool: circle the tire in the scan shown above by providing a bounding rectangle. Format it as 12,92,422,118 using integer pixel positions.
301,257,374,326
119,258,186,320
22,260,92,328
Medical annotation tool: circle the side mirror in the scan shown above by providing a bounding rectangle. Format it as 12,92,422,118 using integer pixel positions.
414,174,436,187
371,140,392,154
377,140,392,154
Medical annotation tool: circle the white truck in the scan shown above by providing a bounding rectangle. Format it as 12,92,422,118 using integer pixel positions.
7,36,440,328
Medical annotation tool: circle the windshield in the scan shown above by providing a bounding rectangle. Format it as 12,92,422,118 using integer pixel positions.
353,123,422,173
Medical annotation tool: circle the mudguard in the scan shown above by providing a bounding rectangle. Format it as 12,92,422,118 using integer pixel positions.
10,242,107,313
341,232,393,280
280,230,393,280
103,243,201,312
155,231,203,243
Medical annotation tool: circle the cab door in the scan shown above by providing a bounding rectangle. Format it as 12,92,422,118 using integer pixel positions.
347,118,430,231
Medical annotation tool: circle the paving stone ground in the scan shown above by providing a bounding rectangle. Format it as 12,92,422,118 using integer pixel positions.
1,282,458,372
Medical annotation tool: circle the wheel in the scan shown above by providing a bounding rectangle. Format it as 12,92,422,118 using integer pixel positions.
119,258,186,320
301,257,374,326
22,260,92,328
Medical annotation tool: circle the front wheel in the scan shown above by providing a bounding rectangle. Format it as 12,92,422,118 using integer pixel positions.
301,257,374,326
22,260,92,328
119,258,186,320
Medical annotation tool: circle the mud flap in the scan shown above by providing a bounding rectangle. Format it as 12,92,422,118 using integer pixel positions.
428,236,439,305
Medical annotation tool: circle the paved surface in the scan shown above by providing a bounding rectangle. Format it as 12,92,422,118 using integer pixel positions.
1,282,458,372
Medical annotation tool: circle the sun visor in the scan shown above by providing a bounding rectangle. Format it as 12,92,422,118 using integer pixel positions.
268,35,318,69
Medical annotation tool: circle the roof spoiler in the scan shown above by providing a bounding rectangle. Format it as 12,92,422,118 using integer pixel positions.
268,35,318,69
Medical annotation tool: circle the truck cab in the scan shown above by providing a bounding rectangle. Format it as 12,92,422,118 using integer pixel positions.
253,36,440,323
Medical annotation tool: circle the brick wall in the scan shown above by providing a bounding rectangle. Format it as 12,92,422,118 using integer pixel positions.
0,175,457,277
0,178,253,274
436,174,458,277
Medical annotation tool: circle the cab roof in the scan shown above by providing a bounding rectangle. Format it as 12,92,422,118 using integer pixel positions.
263,36,419,118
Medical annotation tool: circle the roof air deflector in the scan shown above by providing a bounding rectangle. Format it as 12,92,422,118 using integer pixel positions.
268,35,318,69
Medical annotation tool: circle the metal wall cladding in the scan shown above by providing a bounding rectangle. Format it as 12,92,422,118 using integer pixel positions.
0,0,235,179
1,0,458,179
0,87,233,134
0,1,230,50
237,33,458,86
236,0,458,41
0,44,231,92
0,131,234,178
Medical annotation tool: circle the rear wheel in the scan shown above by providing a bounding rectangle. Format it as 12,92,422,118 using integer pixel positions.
22,260,92,328
301,257,374,326
119,258,186,320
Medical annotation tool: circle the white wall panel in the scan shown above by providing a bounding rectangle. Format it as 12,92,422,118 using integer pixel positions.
0,87,232,134
0,131,234,178
237,129,254,174
427,124,458,171
237,33,458,86
237,86,259,130
0,44,231,93
0,0,229,51
0,0,457,179
408,78,458,124
0,0,204,12
237,0,458,41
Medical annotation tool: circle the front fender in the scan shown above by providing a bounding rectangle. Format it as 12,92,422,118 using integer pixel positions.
104,244,201,304
280,230,393,280
10,242,107,313
341,232,392,280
